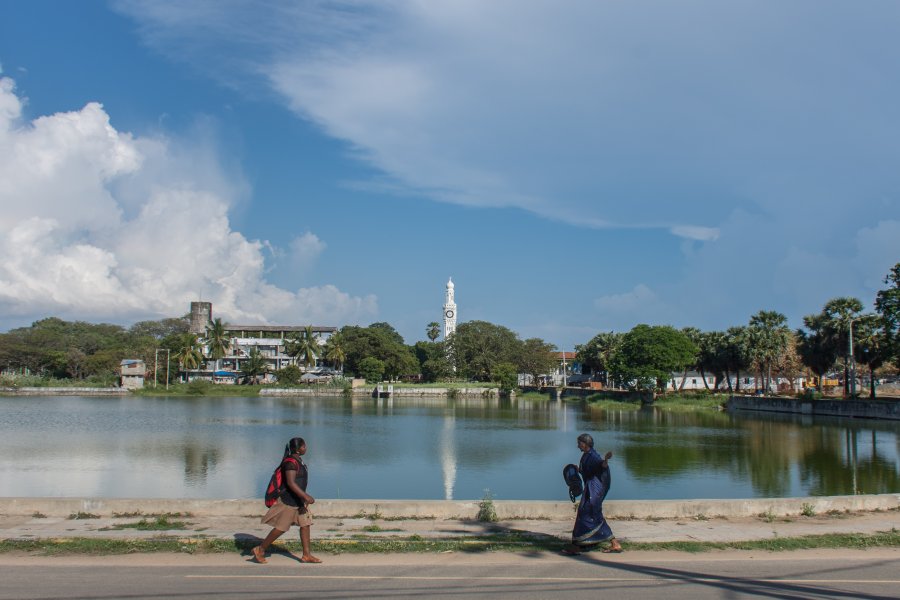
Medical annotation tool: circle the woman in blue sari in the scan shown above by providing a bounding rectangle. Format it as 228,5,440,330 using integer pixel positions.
562,433,622,555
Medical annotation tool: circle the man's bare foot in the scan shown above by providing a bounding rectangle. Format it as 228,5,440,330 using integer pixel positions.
300,555,322,563
251,546,267,563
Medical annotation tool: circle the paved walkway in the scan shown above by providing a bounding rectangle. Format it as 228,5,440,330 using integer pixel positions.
3,509,897,545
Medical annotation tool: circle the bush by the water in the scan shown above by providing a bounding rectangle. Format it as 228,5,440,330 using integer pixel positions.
0,373,119,388
185,379,213,395
274,365,303,385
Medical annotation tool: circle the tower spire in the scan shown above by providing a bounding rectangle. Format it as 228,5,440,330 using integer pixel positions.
442,277,457,339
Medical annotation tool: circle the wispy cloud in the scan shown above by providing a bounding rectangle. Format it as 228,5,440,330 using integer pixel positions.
114,1,900,237
113,0,900,331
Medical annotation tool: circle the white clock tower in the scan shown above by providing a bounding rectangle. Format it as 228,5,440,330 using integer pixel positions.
442,277,457,339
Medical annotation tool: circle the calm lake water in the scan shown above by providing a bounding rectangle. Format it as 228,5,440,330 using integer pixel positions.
1,395,898,501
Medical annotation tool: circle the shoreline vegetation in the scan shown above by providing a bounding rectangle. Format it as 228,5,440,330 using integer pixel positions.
0,378,732,410
2,380,890,415
1,261,898,403
2,530,898,556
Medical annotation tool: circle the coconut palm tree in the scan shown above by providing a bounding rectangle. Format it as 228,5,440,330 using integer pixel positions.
173,333,203,382
426,322,441,342
324,334,346,373
241,346,269,384
204,317,230,371
286,325,319,370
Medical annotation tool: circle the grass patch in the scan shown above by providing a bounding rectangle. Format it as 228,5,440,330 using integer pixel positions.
102,515,190,531
653,393,728,410
360,525,402,533
759,510,777,523
625,530,900,553
801,503,816,517
350,509,384,520
132,384,261,397
584,397,641,410
517,391,553,401
67,512,100,520
2,530,898,556
31,512,47,519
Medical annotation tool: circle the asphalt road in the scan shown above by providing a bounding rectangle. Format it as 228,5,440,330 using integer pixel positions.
2,549,899,600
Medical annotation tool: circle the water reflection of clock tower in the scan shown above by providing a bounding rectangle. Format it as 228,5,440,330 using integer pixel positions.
442,277,457,339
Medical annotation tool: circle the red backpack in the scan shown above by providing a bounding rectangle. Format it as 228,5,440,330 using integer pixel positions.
264,456,300,508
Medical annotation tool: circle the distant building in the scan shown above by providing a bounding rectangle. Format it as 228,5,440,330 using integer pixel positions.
221,325,338,377
669,372,809,392
184,302,337,382
189,302,212,335
119,359,146,389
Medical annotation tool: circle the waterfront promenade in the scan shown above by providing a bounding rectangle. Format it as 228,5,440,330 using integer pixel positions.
3,495,898,599
3,495,898,545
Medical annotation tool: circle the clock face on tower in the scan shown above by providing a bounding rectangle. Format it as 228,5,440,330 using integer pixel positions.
445,309,454,319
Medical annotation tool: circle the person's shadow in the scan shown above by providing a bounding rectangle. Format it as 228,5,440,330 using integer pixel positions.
233,533,303,563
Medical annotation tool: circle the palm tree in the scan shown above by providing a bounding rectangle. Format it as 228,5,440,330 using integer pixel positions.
797,313,840,392
821,297,864,397
241,346,269,384
324,334,346,373
853,315,888,398
724,326,752,392
748,310,791,394
286,325,319,370
204,317,230,371
426,322,441,342
173,333,203,382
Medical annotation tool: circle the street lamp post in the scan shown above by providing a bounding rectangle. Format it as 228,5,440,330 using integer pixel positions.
848,318,856,398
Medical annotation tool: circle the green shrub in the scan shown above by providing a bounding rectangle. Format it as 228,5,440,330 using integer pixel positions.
358,357,385,382
477,490,498,523
185,379,212,395
801,389,823,400
274,365,303,385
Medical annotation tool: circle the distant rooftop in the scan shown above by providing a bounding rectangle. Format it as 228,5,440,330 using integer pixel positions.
225,325,337,333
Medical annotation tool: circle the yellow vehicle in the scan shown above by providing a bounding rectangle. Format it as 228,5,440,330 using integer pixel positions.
805,376,839,389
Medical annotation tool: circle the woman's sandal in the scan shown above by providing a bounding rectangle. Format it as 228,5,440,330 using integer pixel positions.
251,546,268,564
601,547,623,554
560,546,581,556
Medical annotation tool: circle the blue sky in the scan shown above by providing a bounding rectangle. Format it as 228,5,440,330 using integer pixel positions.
1,1,898,350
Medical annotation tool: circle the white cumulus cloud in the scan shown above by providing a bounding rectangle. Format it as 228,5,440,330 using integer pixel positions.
0,77,377,329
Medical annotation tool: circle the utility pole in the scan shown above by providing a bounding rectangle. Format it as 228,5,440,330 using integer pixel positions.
156,348,170,390
848,319,855,398
847,314,874,398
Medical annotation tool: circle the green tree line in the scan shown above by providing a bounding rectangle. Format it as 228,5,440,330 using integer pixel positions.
2,262,898,394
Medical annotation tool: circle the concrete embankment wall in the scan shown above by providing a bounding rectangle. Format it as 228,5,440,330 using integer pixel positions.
0,387,128,396
728,395,900,421
4,494,897,520
261,387,499,398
